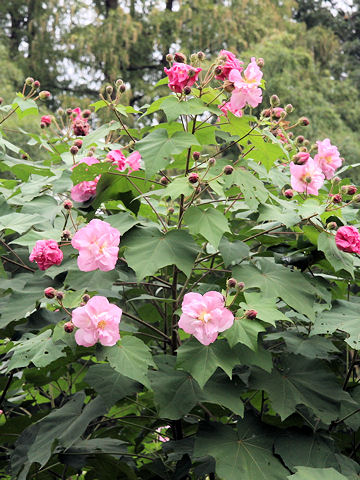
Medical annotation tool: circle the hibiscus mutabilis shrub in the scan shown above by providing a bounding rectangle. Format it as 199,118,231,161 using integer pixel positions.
1,51,360,480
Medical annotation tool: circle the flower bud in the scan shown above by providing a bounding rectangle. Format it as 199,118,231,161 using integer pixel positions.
64,322,74,333
288,132,294,139
62,229,71,239
354,194,360,203
190,53,198,63
292,152,310,165
327,221,337,230
208,157,216,166
25,77,34,86
285,104,294,113
188,172,199,184
183,86,192,95
256,58,264,68
66,108,73,116
237,282,245,291
227,278,237,289
223,165,234,175
188,69,197,78
115,78,123,87
284,189,294,199
245,309,258,320
21,153,28,159
193,151,200,160
39,90,51,100
166,53,174,63
341,185,357,195
40,122,46,129
106,85,113,96
57,107,64,116
119,84,126,93
63,200,73,210
174,52,186,63
82,109,91,118
270,94,280,107
331,193,342,204
74,139,83,148
305,176,312,184
70,145,79,155
332,176,341,184
168,207,175,214
82,294,91,303
33,80,40,88
197,51,205,61
299,116,310,126
160,176,169,186
261,108,271,117
44,287,56,299
295,135,305,144
215,65,223,76
56,291,64,301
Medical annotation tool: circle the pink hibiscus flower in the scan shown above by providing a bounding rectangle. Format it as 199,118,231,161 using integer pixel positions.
215,50,243,81
29,239,63,270
289,157,325,195
314,138,342,180
71,157,100,202
335,225,360,254
164,62,202,93
107,149,141,173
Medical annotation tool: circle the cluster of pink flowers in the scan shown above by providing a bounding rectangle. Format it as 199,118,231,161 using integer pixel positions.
71,156,100,202
29,239,63,270
289,139,342,196
72,107,90,136
335,225,360,254
72,295,122,347
71,219,121,272
107,149,141,173
178,291,234,345
164,62,202,93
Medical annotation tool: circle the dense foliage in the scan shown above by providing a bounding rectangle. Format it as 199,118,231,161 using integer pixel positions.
1,47,360,480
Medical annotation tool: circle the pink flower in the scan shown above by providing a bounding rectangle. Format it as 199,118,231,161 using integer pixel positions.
71,157,100,203
164,62,202,93
72,107,89,136
273,107,285,118
289,157,325,195
72,107,82,121
178,291,234,346
230,85,263,110
29,239,63,271
107,150,141,173
41,115,52,126
155,426,170,442
215,50,243,81
219,101,243,118
314,138,342,180
293,151,310,165
228,57,263,110
72,295,122,347
71,219,120,272
335,225,360,253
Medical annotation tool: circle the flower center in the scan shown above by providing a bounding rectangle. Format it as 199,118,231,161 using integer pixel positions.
198,311,211,323
97,320,107,330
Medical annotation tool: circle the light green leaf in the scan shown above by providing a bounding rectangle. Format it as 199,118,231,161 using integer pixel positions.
0,213,44,234
224,317,265,350
220,114,256,138
218,237,250,267
161,96,220,122
248,133,286,171
318,232,354,277
183,206,231,248
224,168,268,210
12,95,38,119
105,212,139,235
258,203,301,227
241,292,289,325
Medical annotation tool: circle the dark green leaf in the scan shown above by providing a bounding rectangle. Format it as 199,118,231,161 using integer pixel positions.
183,206,231,248
318,232,354,277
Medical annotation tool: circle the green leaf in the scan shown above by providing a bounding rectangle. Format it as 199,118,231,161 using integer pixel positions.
194,416,289,480
288,467,347,480
234,342,273,372
176,338,238,388
148,361,203,419
89,99,108,112
224,168,268,210
250,355,352,423
105,212,139,235
136,129,200,177
71,161,118,184
84,364,141,407
160,97,220,122
240,292,289,326
12,95,38,119
317,232,354,277
233,259,317,321
123,227,199,280
202,371,245,416
62,289,86,309
224,317,265,350
7,331,66,371
219,114,256,138
266,331,339,359
0,213,44,234
248,133,286,171
65,269,119,290
218,237,250,267
105,336,155,388
183,206,231,249
258,203,301,228
149,177,194,200
141,95,171,115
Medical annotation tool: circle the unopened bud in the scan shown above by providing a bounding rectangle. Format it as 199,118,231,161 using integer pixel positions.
63,200,73,210
331,193,342,204
270,94,280,107
64,322,74,333
197,51,205,61
215,65,223,76
245,309,258,320
284,189,294,199
21,153,28,159
353,194,360,203
58,107,64,115
106,85,113,96
296,135,305,144
40,122,46,129
341,185,357,195
160,176,169,186
288,132,294,139
39,90,50,100
82,294,91,303
285,104,294,113
332,176,341,184
62,229,71,239
188,172,199,184
166,53,174,63
174,52,186,63
115,78,123,87
74,139,83,148
70,145,79,155
256,57,264,68
56,291,64,301
193,151,200,160
168,207,175,214
119,84,126,93
299,116,310,126
44,287,56,299
227,278,237,289
66,108,73,116
237,282,245,291
190,53,197,63
305,176,312,184
25,77,34,86
303,140,310,146
223,165,234,175
327,221,337,230
293,152,310,165
261,108,271,117
82,109,91,118
208,157,216,166
33,80,40,88
183,86,192,95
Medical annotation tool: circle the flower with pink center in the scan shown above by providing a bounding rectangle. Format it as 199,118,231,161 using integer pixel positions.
29,239,63,271
71,157,100,202
335,225,360,254
72,295,122,347
215,50,243,81
41,115,52,126
71,219,121,272
164,62,202,94
314,138,342,180
228,57,263,110
289,157,325,195
219,101,243,118
107,149,141,173
178,291,234,346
